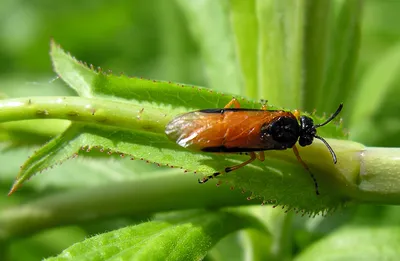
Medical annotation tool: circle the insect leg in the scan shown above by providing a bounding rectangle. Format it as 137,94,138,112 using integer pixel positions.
257,151,265,161
224,98,241,108
198,152,257,184
292,145,320,195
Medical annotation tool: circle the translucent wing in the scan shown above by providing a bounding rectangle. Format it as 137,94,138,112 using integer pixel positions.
166,109,295,152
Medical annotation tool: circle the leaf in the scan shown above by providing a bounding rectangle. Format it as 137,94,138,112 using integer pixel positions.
295,205,400,260
45,210,263,261
51,41,97,98
0,143,162,193
50,39,257,110
50,33,345,140
0,120,69,145
9,122,215,193
295,225,400,261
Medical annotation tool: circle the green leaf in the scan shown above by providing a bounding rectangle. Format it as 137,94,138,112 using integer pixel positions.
50,39,257,110
9,122,210,193
0,143,163,193
45,210,263,261
51,40,97,98
0,120,69,145
295,225,400,261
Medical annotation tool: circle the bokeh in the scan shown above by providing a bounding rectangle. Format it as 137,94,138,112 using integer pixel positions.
1,0,400,260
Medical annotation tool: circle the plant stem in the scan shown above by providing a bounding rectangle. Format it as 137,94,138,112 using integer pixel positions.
267,140,400,207
2,145,400,241
351,147,400,203
270,211,294,261
0,96,168,134
0,173,253,240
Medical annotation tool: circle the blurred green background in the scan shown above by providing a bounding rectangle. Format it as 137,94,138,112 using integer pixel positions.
1,0,399,93
1,0,400,260
0,0,205,90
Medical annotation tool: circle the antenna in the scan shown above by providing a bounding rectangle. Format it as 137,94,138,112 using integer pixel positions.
313,103,343,164
314,103,343,128
314,135,337,164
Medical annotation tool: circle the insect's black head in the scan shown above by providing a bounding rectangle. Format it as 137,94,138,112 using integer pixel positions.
298,104,344,164
299,116,316,147
262,116,300,149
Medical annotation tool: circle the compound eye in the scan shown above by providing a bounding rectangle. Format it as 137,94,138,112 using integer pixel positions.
299,136,313,147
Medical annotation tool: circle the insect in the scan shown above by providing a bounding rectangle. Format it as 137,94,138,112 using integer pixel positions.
165,98,343,195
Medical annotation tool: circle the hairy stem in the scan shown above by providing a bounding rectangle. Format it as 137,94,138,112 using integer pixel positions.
270,211,294,261
0,173,252,240
2,146,400,240
353,147,400,203
0,96,168,134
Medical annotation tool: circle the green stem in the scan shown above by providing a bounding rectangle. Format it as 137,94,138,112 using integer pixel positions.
0,96,168,134
2,143,400,241
351,147,400,204
0,173,253,240
3,98,400,224
270,211,293,261
265,140,400,208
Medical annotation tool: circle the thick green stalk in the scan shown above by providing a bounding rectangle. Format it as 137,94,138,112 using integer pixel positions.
351,148,400,204
0,174,252,240
0,96,167,134
270,211,294,261
2,97,400,223
2,145,400,241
